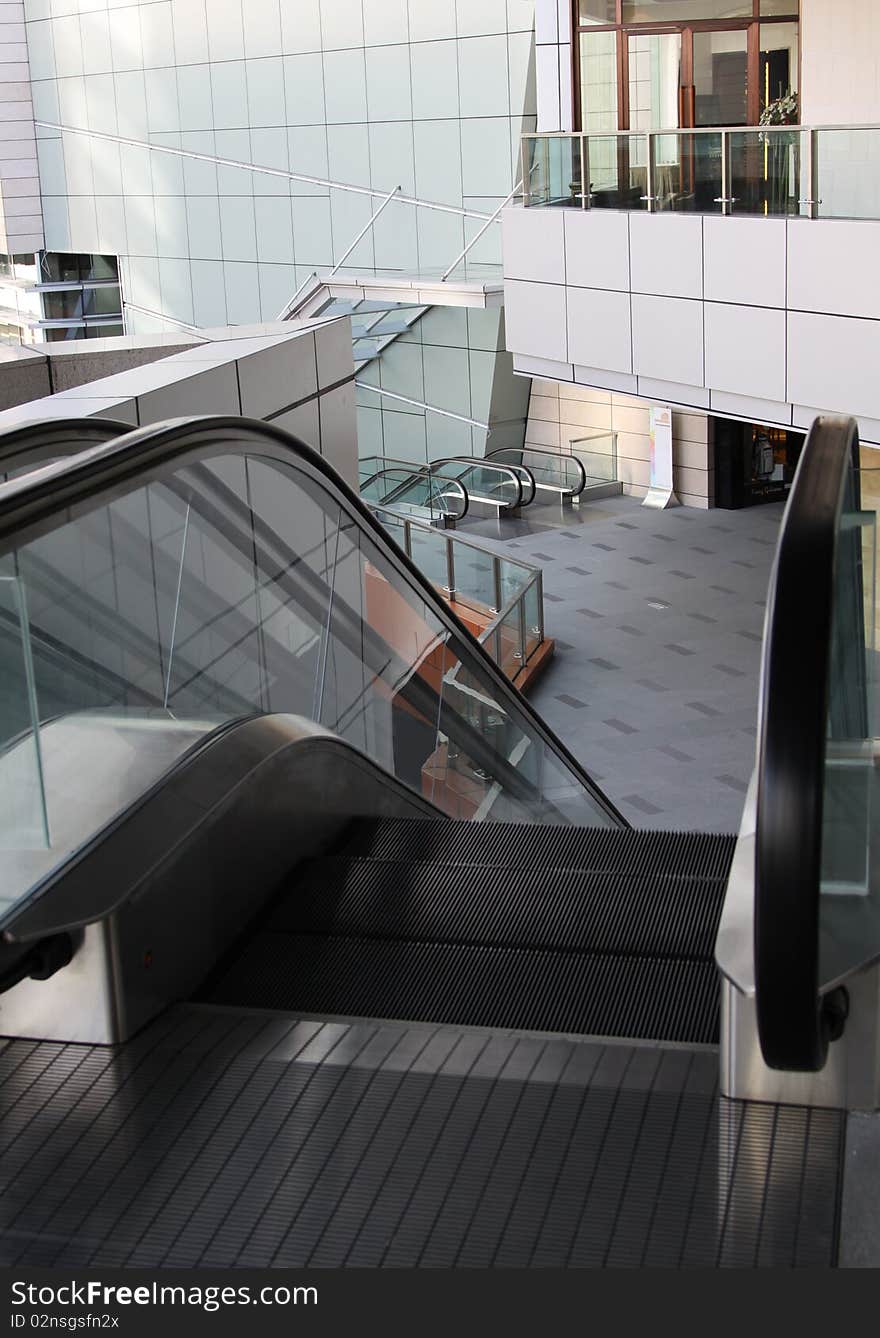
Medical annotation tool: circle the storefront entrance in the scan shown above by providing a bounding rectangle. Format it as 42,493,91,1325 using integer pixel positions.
713,416,804,508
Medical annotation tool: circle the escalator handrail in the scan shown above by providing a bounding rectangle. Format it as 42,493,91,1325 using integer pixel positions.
755,414,863,1072
0,417,132,477
359,464,470,520
428,456,533,510
0,414,627,828
486,444,587,497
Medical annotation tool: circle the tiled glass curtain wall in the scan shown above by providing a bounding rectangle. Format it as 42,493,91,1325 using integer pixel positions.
27,0,537,462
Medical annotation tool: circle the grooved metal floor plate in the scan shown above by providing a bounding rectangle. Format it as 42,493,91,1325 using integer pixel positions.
0,1008,843,1268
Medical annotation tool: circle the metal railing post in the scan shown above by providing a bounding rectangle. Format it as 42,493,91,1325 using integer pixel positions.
445,535,456,597
403,519,412,559
535,569,545,642
516,597,527,664
581,135,590,209
721,129,731,215
276,270,319,320
492,556,502,615
327,184,400,278
441,180,520,281
644,132,656,212
809,127,820,218
521,137,530,207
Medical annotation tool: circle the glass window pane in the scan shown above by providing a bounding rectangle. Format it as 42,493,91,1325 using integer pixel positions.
761,1,799,14
579,30,618,134
760,22,799,117
83,286,122,317
41,253,80,284
43,291,84,320
577,1,616,22
693,28,748,126
628,32,681,131
654,130,724,210
623,2,751,20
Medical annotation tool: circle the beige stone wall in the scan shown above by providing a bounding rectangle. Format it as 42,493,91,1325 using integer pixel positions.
525,379,714,509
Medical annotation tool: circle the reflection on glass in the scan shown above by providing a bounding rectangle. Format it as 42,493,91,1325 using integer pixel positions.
628,32,681,131
578,1,617,21
730,127,802,215
524,136,583,207
760,1,800,14
622,2,751,18
760,22,799,114
0,572,49,854
586,135,648,208
816,128,880,221
579,30,618,135
819,458,880,986
693,28,748,126
653,131,723,211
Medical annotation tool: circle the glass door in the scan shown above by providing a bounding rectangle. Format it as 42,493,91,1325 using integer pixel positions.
627,25,749,210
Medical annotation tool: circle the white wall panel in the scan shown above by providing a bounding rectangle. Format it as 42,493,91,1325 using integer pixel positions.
631,294,703,387
788,310,880,420
567,286,632,375
704,303,786,403
787,218,880,321
703,216,786,309
564,209,629,291
504,277,567,362
629,213,703,299
502,204,565,283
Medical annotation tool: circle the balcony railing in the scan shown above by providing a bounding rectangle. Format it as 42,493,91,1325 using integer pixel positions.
521,126,880,221
368,502,545,683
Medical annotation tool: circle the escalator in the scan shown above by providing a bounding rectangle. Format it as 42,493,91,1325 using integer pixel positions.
360,453,534,517
487,441,623,504
0,414,870,1268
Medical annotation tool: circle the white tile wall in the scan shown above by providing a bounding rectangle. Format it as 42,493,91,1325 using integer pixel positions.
563,210,629,291
567,286,631,374
631,294,703,386
704,303,786,403
703,217,787,309
629,213,703,300
503,201,880,432
504,277,567,362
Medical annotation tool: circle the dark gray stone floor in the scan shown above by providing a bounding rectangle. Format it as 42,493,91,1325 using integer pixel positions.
458,494,785,833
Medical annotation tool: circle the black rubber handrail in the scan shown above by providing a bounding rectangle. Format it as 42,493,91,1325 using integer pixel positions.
430,456,534,509
486,444,587,497
0,417,131,478
0,414,627,828
755,414,863,1071
360,464,470,520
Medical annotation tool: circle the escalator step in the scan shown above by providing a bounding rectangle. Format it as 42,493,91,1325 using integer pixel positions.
205,931,720,1045
339,818,736,882
272,856,725,959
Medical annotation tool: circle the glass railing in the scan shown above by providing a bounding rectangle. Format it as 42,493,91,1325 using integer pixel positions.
359,456,469,523
0,417,624,924
368,502,545,686
487,445,587,497
430,457,533,510
570,432,620,486
523,125,880,220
